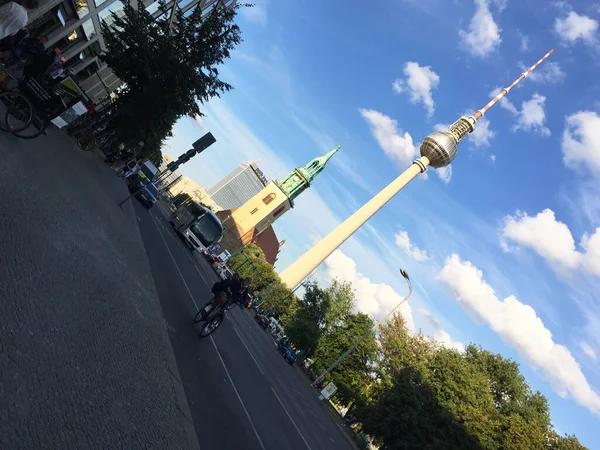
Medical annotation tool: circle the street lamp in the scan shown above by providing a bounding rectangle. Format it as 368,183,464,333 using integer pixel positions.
311,268,413,388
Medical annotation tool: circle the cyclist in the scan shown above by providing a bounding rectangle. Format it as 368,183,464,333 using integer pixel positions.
201,276,236,319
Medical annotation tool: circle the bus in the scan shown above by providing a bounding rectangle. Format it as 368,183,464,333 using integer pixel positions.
169,201,223,251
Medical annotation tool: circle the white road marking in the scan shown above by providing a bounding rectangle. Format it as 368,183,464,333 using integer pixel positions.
232,325,264,375
149,213,198,309
136,215,141,221
210,337,267,450
271,387,313,450
186,253,209,286
276,379,306,418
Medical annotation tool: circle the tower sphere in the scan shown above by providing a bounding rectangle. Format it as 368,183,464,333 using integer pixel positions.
419,131,458,168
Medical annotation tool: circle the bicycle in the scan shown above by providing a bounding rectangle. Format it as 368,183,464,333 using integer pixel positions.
0,90,34,133
193,295,237,338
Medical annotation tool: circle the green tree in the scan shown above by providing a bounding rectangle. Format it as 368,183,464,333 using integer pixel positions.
359,366,484,450
172,192,192,207
547,432,588,450
100,1,245,155
463,345,551,430
323,279,354,332
359,314,589,450
313,312,378,406
229,244,278,292
377,312,435,380
285,282,329,357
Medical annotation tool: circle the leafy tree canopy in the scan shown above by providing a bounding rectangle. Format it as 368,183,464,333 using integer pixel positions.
357,312,588,450
100,0,246,157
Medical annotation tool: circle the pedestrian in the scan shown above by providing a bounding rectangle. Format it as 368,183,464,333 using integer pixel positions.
0,0,39,41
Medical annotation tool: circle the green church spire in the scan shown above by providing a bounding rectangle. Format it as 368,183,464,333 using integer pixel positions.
276,146,341,205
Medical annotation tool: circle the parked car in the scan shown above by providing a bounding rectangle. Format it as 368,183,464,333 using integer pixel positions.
277,338,297,365
254,313,270,329
128,179,158,209
216,265,233,280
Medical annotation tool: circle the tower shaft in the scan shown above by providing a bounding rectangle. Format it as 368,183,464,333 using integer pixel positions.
279,157,429,288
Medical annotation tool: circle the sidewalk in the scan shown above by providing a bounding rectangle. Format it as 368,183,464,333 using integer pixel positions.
0,129,198,449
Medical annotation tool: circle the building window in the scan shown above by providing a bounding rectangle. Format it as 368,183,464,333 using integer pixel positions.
273,206,285,218
250,207,258,215
262,193,276,205
82,18,96,40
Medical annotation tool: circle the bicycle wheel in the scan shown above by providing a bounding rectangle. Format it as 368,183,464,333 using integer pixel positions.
198,314,224,338
12,114,47,139
0,91,34,132
193,308,208,323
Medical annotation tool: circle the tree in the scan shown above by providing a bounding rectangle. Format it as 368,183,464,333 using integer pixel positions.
358,311,589,450
285,279,355,357
285,282,329,357
100,1,246,155
172,192,192,207
377,312,435,380
323,279,354,332
359,366,484,450
313,312,378,406
463,345,551,430
547,432,588,450
228,244,278,292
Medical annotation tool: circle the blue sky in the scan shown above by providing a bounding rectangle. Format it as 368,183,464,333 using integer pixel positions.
163,0,600,445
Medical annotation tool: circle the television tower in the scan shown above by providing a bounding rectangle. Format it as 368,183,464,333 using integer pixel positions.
279,50,554,289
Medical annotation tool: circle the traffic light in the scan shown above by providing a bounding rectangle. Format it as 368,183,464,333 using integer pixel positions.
192,132,216,152
164,132,217,173
178,148,197,164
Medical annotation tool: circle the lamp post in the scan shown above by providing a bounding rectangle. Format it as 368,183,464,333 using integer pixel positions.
279,50,554,290
311,269,413,388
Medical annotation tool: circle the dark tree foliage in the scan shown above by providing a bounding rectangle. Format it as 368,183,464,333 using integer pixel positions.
357,312,588,450
100,0,245,156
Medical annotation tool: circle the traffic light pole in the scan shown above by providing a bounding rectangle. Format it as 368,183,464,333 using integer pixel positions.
117,132,216,207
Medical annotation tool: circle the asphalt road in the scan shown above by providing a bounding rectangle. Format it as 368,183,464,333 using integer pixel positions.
133,200,355,450
0,129,196,449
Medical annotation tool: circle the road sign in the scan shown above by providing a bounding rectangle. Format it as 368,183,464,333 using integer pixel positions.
320,382,338,400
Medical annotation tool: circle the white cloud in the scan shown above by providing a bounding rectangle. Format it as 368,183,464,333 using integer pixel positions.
521,61,566,84
419,308,465,352
392,62,440,117
554,11,598,44
439,254,600,415
324,250,415,331
490,154,496,164
562,111,600,178
436,165,452,184
519,32,529,52
395,231,430,262
514,94,551,136
501,208,600,277
490,87,519,115
359,109,417,167
581,342,598,360
435,117,495,149
459,0,502,58
392,79,404,94
469,116,495,147
489,89,550,136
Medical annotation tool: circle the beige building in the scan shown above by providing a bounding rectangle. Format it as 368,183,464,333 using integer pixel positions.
168,176,221,211
215,147,339,257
